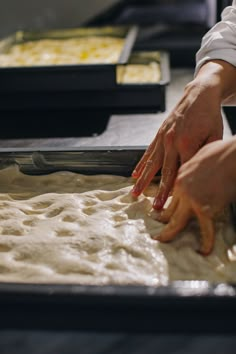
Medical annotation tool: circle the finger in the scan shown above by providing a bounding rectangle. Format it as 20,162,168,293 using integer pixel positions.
132,136,158,178
154,194,179,223
206,134,222,144
196,212,215,256
153,151,179,210
131,147,164,197
153,202,192,242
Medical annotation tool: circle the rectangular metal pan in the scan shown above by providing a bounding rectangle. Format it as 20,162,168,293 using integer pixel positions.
0,51,169,135
0,146,236,333
0,26,138,91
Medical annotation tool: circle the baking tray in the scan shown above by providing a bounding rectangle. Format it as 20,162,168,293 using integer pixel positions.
0,50,169,110
0,51,169,138
0,26,138,91
0,51,169,139
0,146,236,333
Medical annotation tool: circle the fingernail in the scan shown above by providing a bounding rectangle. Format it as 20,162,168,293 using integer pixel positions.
132,170,138,178
131,185,141,197
153,196,164,210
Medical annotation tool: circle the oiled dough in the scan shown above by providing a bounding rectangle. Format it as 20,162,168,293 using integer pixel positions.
0,165,235,285
0,37,124,67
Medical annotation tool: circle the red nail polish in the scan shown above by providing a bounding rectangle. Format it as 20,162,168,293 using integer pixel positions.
153,197,163,210
131,186,140,197
132,170,138,178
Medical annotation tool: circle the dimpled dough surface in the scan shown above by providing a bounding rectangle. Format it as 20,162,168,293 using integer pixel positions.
0,165,235,285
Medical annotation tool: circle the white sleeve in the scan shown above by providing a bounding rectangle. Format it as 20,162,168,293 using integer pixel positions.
195,0,236,75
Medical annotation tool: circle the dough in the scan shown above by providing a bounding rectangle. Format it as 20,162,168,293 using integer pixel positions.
0,165,235,285
117,62,161,84
117,51,161,84
0,37,124,67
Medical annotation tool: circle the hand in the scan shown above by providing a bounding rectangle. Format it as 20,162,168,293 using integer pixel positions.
131,77,223,210
152,138,236,255
131,59,236,210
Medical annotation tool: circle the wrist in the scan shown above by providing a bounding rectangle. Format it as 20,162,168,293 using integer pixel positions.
194,60,236,104
183,74,222,108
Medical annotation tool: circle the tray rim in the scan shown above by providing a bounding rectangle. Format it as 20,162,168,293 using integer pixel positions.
0,281,236,333
0,145,147,153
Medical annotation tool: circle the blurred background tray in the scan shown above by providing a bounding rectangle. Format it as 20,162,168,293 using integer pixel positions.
0,50,170,138
0,26,138,91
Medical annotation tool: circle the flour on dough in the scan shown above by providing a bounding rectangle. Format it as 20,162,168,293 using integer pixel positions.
0,165,235,285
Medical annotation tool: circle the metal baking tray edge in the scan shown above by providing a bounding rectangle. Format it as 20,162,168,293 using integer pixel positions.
0,146,235,333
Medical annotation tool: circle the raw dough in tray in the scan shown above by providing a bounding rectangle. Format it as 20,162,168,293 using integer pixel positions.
0,165,235,285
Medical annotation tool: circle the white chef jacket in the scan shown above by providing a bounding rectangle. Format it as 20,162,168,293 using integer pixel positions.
195,0,236,74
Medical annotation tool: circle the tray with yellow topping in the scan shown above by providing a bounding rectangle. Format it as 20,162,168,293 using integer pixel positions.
0,30,170,138
0,26,138,91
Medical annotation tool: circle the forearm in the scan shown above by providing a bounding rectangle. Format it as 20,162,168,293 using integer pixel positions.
189,60,236,105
